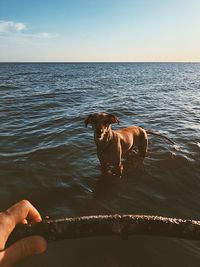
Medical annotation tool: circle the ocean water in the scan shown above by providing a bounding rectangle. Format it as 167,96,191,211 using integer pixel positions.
0,62,200,266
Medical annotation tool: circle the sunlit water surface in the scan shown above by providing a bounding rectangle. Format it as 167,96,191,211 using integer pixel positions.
0,63,200,266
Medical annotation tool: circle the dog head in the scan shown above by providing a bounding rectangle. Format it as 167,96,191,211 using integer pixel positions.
84,112,119,140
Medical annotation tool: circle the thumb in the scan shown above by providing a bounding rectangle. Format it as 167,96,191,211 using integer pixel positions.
2,236,47,267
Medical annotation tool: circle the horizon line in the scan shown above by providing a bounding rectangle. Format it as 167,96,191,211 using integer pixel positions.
0,61,200,64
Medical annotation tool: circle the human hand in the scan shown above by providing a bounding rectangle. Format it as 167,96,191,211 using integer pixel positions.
0,200,47,267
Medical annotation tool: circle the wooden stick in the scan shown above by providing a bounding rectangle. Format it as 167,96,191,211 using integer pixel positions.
7,214,200,247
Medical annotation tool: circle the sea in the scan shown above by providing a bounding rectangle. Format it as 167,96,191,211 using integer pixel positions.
0,62,200,267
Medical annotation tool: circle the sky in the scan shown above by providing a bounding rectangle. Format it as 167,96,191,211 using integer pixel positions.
0,0,200,62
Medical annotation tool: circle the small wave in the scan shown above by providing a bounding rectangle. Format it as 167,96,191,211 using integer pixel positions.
173,144,182,151
0,84,19,90
0,144,67,160
15,72,42,76
0,76,9,80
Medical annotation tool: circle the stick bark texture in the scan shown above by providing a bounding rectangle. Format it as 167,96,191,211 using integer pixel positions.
7,214,200,246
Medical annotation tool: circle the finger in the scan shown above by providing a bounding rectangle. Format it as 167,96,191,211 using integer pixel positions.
1,236,47,267
22,219,28,224
0,200,42,248
7,200,42,224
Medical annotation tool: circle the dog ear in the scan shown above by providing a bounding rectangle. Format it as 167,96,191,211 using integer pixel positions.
107,114,120,124
84,114,93,127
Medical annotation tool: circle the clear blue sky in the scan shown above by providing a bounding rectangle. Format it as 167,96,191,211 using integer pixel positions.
0,0,200,62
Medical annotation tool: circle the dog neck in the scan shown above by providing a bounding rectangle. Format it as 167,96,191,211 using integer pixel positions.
94,127,113,153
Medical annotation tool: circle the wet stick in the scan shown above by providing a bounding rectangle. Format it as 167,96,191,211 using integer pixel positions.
7,214,200,247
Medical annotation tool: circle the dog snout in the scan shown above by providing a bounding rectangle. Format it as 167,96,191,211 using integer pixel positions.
95,127,104,138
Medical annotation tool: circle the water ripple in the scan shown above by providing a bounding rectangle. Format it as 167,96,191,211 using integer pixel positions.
0,63,200,222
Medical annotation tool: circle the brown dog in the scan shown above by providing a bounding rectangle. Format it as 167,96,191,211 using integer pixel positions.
85,112,174,176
